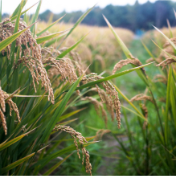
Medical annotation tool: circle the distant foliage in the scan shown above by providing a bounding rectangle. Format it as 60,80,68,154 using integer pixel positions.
37,0,176,31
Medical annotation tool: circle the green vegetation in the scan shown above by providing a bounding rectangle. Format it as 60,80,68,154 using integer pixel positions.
1,1,176,175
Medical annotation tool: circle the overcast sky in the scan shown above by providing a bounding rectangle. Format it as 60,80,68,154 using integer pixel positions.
2,0,175,14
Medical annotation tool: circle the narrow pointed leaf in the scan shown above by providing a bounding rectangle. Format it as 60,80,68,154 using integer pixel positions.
11,2,39,22
0,129,36,151
24,12,29,24
167,19,173,38
114,85,147,121
57,34,88,58
153,25,176,53
103,15,150,86
48,13,54,24
59,108,85,122
37,15,66,37
36,30,69,44
0,23,35,52
5,87,21,100
103,15,133,59
30,0,42,35
41,74,84,142
43,154,72,175
11,0,27,18
58,118,78,126
13,4,22,33
152,40,176,62
33,141,93,171
11,1,23,55
76,62,153,91
121,105,145,119
141,41,156,60
170,71,176,128
58,5,95,48
1,153,35,173
44,33,67,47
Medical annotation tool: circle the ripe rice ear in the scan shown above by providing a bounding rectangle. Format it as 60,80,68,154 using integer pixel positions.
130,94,154,104
113,58,146,76
53,125,92,175
1,18,54,104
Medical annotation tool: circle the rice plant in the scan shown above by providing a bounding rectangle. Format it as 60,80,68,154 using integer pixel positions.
0,1,151,175
102,15,176,175
37,21,134,74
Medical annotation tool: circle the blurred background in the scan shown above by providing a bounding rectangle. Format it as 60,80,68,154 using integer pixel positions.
2,0,176,32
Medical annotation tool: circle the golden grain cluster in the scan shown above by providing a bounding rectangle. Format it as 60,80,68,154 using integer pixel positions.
0,19,55,104
53,125,92,175
0,87,20,135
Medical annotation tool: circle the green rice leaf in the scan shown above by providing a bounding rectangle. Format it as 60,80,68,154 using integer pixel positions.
13,5,22,33
44,33,67,47
77,62,153,91
141,41,156,61
11,2,39,22
33,144,78,170
121,105,144,118
11,0,27,18
24,12,29,24
0,129,36,151
41,74,84,142
58,5,95,48
36,14,66,37
36,30,69,44
57,34,88,58
58,108,85,122
1,152,35,173
170,70,176,128
30,0,42,35
0,23,35,52
103,15,133,59
58,118,78,126
103,14,151,86
5,87,21,100
153,25,176,53
33,141,93,171
164,66,172,144
43,154,72,175
48,13,54,24
11,1,23,56
167,19,173,38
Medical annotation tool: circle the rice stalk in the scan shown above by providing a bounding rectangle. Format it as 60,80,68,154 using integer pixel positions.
53,125,92,175
82,74,121,128
82,96,108,127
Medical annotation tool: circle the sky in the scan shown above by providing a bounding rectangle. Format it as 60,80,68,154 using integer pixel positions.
2,0,175,14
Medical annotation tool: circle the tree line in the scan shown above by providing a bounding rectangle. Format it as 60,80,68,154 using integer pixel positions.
3,0,176,32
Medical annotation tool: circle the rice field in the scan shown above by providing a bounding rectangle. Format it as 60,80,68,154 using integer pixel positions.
0,1,176,175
